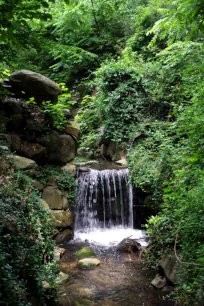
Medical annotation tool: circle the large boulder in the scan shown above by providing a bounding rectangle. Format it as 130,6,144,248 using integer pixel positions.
159,253,177,284
51,210,74,228
9,70,61,103
39,131,77,165
12,155,38,170
21,141,47,162
42,186,68,210
117,238,141,253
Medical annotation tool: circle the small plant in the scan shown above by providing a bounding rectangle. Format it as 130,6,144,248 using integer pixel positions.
42,83,76,130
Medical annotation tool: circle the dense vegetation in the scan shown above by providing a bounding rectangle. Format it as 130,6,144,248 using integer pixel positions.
0,0,204,305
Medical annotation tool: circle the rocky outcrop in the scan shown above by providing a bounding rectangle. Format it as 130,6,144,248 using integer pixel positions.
0,96,77,164
7,70,61,103
39,131,77,164
117,238,141,253
159,254,177,284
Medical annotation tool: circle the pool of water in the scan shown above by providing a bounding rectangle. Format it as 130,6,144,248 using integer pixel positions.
58,229,174,306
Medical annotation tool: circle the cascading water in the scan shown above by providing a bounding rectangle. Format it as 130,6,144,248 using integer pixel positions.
75,168,133,230
74,167,146,246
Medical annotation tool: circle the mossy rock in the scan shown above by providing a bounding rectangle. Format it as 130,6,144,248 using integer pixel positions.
75,246,95,258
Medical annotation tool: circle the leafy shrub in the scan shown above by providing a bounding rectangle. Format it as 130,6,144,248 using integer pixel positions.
0,170,58,306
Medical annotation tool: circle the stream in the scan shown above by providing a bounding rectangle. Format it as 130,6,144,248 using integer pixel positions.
58,228,174,306
58,167,174,305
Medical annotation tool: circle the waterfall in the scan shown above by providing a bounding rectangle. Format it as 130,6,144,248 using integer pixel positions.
75,168,134,232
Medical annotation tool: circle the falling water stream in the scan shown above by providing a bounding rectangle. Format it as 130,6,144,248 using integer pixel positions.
59,167,174,306
74,167,146,246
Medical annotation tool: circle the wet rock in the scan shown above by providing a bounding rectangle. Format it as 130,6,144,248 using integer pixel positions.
13,155,38,170
78,258,101,269
51,210,74,228
151,274,168,289
159,253,177,284
75,246,96,259
9,70,61,103
55,229,73,244
62,163,76,177
117,238,141,253
42,186,68,210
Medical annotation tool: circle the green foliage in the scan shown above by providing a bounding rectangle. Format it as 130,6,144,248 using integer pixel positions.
75,95,101,153
0,0,55,50
33,165,77,205
0,171,58,306
26,83,76,130
128,121,176,206
147,0,204,46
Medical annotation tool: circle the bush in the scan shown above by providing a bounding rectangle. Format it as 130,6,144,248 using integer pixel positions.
0,170,58,306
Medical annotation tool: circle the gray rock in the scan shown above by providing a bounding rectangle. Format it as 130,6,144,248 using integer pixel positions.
40,131,77,165
21,141,47,162
159,253,177,284
55,229,73,244
42,186,68,210
117,238,141,253
51,210,74,228
10,70,61,103
151,274,168,289
12,155,38,170
62,163,76,177
78,258,101,269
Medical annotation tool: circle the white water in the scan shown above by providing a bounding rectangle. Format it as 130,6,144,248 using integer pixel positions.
74,167,147,247
74,226,147,247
